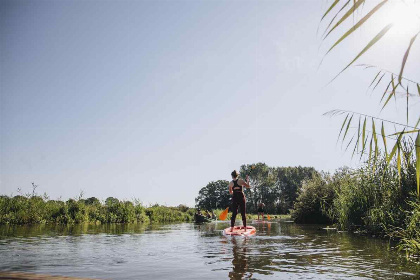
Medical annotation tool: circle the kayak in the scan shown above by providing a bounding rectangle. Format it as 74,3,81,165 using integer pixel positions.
223,226,256,237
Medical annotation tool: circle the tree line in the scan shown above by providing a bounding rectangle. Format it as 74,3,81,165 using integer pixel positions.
195,163,317,214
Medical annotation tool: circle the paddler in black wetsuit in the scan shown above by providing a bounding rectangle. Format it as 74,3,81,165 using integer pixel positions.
229,170,251,232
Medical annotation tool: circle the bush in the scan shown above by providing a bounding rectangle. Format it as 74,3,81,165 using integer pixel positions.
292,172,337,224
0,193,192,225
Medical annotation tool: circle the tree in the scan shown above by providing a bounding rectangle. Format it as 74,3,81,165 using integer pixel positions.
240,163,277,213
277,166,318,213
195,180,230,210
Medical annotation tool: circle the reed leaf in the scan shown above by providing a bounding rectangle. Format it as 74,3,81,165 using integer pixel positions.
343,114,354,141
387,130,404,167
362,117,367,153
382,73,398,110
324,0,366,39
381,121,388,156
415,117,420,129
397,145,401,184
339,23,393,77
373,72,386,91
389,129,420,136
368,136,373,166
352,117,362,158
416,132,420,198
398,32,419,84
326,0,388,54
338,113,350,141
381,75,394,102
369,70,381,89
322,0,351,38
321,0,340,21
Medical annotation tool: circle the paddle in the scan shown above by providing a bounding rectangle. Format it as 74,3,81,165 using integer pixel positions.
267,214,271,220
219,207,229,220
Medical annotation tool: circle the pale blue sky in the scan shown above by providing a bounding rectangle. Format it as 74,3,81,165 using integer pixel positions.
1,0,419,206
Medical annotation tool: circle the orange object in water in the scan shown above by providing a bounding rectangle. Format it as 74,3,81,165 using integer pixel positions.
267,214,271,220
219,207,229,220
223,226,256,237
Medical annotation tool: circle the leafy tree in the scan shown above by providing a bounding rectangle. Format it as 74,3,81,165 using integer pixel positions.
240,163,277,213
277,166,318,213
195,180,230,210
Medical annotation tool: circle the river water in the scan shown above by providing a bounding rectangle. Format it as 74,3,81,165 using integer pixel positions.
0,221,419,279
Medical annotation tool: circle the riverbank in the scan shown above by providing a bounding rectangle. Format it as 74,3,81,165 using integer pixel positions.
0,195,194,225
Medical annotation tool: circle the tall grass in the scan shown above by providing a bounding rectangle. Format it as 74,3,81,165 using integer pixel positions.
292,152,420,258
0,194,193,225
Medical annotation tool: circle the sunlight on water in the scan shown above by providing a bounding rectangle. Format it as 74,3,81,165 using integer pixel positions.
0,221,419,279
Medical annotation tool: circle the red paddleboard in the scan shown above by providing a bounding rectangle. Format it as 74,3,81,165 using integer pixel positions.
223,226,256,237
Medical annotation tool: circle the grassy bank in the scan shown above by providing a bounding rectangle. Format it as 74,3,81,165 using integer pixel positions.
292,154,420,259
0,195,194,225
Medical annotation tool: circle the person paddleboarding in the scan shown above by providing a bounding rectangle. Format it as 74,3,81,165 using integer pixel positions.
229,170,251,232
257,202,265,221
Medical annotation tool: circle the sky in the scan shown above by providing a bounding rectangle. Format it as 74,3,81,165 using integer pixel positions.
1,0,419,206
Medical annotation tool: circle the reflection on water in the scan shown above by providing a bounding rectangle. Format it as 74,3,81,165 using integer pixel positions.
0,221,419,279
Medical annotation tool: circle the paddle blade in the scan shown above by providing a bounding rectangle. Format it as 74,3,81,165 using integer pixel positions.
267,214,271,220
219,207,229,221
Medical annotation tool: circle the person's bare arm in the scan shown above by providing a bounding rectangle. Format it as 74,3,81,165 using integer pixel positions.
229,182,233,194
239,176,251,189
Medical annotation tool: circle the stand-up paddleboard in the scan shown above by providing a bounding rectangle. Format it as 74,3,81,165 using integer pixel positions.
223,226,256,237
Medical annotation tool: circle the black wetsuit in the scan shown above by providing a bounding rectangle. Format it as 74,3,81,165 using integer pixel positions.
231,179,246,228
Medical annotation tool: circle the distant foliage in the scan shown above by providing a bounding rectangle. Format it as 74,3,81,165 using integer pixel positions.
0,193,193,225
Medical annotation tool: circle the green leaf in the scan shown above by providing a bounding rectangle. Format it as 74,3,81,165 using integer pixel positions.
368,136,373,166
372,118,377,147
397,145,401,184
381,122,388,156
406,85,409,124
398,32,419,84
339,23,393,77
321,0,340,21
417,84,420,96
338,113,350,141
343,114,354,142
322,0,351,38
389,129,420,136
381,75,394,102
372,119,378,171
415,116,420,129
387,130,404,167
325,0,366,39
373,72,386,91
369,71,382,89
361,117,367,155
416,132,420,198
352,117,362,158
326,0,388,54
382,73,398,110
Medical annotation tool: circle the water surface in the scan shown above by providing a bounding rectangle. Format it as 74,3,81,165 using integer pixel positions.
0,221,419,279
